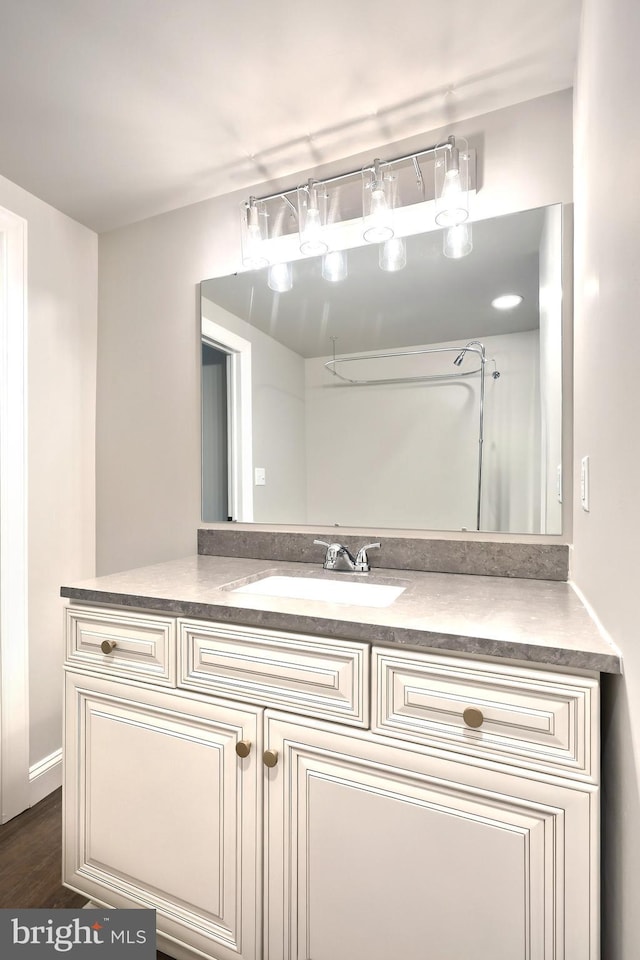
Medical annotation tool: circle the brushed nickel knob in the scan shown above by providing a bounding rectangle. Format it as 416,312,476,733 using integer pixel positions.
463,707,484,729
235,740,252,759
263,749,279,768
100,639,117,655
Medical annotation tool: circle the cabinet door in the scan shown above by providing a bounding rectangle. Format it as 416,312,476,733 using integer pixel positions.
64,671,262,960
264,711,596,960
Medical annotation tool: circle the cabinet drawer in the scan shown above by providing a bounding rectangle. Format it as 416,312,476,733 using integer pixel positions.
372,647,599,781
179,619,369,726
65,606,176,686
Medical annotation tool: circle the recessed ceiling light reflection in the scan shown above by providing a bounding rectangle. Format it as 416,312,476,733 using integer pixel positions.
491,294,523,310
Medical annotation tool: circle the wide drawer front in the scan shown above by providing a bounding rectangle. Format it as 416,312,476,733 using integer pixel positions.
65,606,176,686
179,619,369,727
372,647,598,780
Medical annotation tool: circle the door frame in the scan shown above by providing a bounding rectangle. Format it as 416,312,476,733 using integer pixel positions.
201,316,253,522
0,204,29,822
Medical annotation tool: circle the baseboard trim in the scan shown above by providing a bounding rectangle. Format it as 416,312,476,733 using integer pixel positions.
29,748,62,807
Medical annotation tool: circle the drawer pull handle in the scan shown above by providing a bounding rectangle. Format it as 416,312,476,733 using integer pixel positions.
100,640,117,655
235,740,252,759
263,749,279,768
463,707,484,729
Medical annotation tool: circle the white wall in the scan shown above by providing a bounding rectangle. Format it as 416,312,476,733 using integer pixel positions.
98,203,231,575
305,331,540,532
572,1,640,956
97,88,573,574
0,174,97,787
202,297,307,523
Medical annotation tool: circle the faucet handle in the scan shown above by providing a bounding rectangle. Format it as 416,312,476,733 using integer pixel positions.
355,542,381,572
314,539,357,570
314,539,339,569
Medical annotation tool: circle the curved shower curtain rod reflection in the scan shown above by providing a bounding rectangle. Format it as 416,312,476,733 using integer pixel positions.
323,340,500,385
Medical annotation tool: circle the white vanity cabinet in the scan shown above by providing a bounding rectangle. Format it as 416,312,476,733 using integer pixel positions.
264,711,595,960
63,605,601,960
63,668,263,960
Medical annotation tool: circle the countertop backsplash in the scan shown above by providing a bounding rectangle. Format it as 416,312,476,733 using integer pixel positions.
197,529,570,581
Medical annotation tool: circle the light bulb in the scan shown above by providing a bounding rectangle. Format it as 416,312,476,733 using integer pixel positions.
371,184,387,211
241,198,269,269
443,169,462,197
300,206,327,255
298,180,329,256
364,183,393,242
267,262,293,293
322,250,348,282
247,222,262,245
379,237,406,271
363,162,395,243
436,173,468,226
247,201,259,230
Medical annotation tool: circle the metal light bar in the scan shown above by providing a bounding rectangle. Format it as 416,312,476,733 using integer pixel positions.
247,136,456,207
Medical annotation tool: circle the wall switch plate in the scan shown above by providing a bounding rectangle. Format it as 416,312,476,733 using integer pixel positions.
254,467,266,486
580,456,590,511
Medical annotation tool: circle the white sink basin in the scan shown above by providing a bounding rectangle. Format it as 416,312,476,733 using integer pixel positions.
232,575,405,607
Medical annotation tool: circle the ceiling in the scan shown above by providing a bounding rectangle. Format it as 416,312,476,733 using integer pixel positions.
202,206,548,358
0,0,581,233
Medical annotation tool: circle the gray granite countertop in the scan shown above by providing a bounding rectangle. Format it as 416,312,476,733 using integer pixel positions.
60,555,621,674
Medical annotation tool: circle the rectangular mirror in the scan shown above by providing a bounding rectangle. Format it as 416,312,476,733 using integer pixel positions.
201,203,565,535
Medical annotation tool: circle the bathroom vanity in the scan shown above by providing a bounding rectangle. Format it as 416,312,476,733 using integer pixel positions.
60,545,619,960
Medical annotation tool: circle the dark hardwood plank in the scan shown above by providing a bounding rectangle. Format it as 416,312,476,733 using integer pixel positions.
0,788,85,909
0,789,174,959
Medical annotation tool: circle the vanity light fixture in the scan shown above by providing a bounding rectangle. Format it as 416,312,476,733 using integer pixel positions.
443,222,473,259
240,134,476,271
267,262,293,293
491,294,524,310
322,250,348,282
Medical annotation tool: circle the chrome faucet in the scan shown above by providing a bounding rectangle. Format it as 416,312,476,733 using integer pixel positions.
314,539,381,573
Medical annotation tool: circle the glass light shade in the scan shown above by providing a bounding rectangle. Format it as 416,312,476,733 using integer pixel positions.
379,237,406,272
240,198,269,269
434,139,469,227
297,180,329,255
443,222,473,259
362,161,395,243
267,262,292,293
322,250,348,282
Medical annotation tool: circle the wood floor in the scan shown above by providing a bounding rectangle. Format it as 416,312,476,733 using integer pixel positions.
0,788,172,958
0,788,85,909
